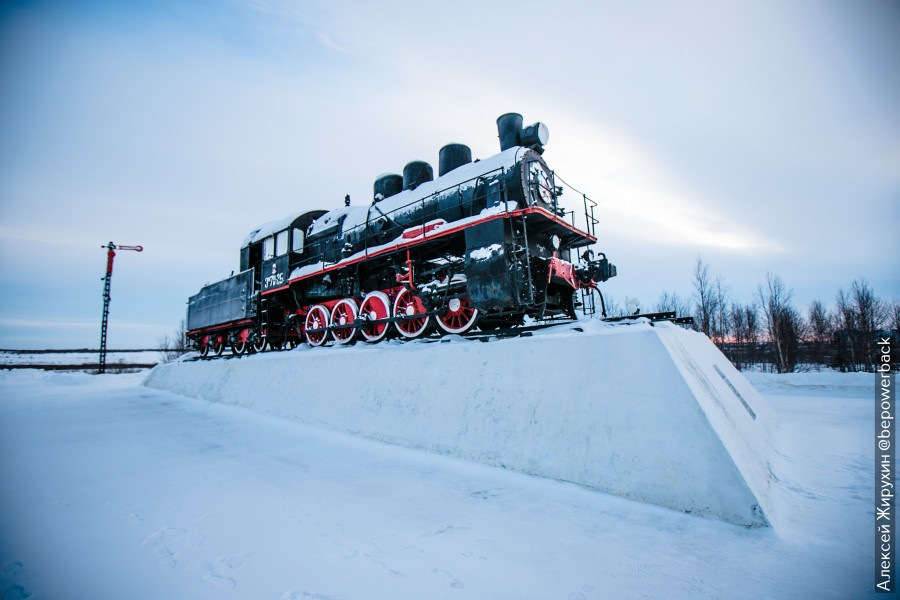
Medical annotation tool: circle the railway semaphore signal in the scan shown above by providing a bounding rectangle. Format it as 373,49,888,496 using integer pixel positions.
99,242,142,373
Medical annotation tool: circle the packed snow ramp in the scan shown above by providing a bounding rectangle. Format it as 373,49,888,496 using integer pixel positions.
144,321,776,527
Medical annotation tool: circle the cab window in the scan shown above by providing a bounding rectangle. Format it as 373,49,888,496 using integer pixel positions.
275,230,289,256
292,228,305,253
262,236,275,260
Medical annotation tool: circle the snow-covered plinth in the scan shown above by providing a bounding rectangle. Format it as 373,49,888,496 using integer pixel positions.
144,321,775,526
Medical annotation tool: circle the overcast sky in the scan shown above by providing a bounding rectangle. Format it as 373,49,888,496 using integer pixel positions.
1,0,898,349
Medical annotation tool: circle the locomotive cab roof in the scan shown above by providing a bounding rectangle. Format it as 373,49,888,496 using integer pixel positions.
242,209,327,248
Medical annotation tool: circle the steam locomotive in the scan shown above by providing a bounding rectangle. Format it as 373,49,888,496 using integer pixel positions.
186,113,617,356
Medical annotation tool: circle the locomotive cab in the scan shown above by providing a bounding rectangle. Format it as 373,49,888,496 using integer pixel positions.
241,210,327,292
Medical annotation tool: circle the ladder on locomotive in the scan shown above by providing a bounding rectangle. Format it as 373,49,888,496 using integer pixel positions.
578,193,600,317
507,212,536,308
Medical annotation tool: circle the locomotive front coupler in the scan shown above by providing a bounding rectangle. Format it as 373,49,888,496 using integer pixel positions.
575,251,617,284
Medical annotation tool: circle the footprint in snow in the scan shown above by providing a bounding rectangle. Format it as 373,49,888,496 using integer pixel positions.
431,567,464,589
202,552,252,588
281,590,344,600
141,527,204,569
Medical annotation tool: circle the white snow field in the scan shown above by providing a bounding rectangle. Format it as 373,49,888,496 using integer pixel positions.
0,350,160,367
0,323,875,599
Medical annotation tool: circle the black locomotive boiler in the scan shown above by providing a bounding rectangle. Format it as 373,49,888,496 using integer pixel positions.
185,112,617,356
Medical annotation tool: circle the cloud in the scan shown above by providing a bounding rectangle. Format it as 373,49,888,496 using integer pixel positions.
543,115,786,254
0,0,897,349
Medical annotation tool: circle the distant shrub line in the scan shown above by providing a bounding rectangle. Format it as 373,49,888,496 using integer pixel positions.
604,257,899,373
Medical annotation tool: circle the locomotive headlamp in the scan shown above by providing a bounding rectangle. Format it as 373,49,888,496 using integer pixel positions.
550,234,561,250
520,122,550,148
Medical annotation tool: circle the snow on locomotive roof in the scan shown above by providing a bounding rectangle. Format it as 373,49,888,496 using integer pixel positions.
307,205,365,237
307,146,529,238
241,212,306,247
243,146,531,246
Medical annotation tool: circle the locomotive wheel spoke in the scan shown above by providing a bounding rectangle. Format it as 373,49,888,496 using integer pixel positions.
304,305,330,347
199,340,211,358
213,338,225,356
359,291,392,343
232,340,249,355
330,298,359,345
252,337,267,353
436,294,479,334
393,287,430,339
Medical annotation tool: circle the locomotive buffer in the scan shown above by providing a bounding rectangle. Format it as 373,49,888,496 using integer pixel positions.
99,242,142,373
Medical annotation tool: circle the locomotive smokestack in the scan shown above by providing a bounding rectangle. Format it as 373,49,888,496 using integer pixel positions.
374,173,403,202
497,113,523,151
438,143,472,176
402,160,434,191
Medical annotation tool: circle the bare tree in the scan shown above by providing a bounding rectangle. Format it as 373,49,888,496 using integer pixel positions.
727,301,762,370
807,300,831,341
692,256,717,339
833,288,857,370
806,299,832,367
833,280,888,371
852,279,886,371
655,291,693,320
596,293,628,318
712,275,730,346
891,298,900,334
745,302,761,366
157,319,188,363
650,266,893,373
891,299,900,372
610,296,630,318
729,302,747,369
758,273,803,373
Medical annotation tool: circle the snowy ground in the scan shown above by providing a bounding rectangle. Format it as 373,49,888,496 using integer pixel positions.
0,367,876,599
0,350,160,367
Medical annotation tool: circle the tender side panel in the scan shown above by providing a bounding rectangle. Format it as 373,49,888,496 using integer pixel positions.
187,268,255,331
